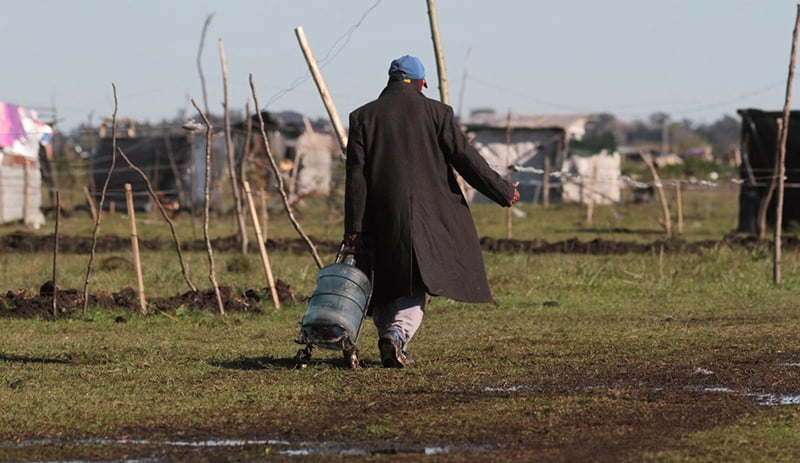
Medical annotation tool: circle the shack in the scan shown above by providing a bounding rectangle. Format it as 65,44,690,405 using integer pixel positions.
236,111,337,199
462,110,591,203
92,119,220,212
0,101,52,227
92,111,337,213
736,108,800,233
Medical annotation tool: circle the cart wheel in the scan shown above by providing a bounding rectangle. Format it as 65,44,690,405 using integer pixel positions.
295,347,312,369
343,347,360,369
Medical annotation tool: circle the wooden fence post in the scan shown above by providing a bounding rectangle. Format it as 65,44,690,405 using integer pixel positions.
294,26,348,153
125,184,147,314
244,181,281,309
52,192,61,317
427,0,450,105
676,181,684,236
774,4,800,285
83,185,98,222
639,151,672,238
23,161,30,226
219,38,249,254
191,99,226,315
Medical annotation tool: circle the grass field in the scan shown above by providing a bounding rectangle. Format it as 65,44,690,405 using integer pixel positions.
2,184,800,462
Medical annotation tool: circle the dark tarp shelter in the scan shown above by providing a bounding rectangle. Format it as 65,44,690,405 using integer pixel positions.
93,135,193,212
737,108,800,233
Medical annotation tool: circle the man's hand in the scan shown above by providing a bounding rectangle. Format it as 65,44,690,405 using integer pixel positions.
509,181,520,206
343,233,362,248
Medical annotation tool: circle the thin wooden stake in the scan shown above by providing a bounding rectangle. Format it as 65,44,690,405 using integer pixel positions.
244,181,281,309
23,161,30,226
543,155,551,207
191,98,225,315
83,83,120,313
676,181,684,236
757,119,783,240
585,158,597,226
82,185,97,222
162,124,186,207
219,38,248,254
249,74,324,269
51,192,61,317
294,26,348,153
241,101,253,193
260,187,269,240
426,0,450,105
774,4,800,285
585,190,595,226
196,13,214,119
0,166,4,221
639,151,672,238
125,184,147,314
116,147,197,293
505,110,513,239
425,2,469,199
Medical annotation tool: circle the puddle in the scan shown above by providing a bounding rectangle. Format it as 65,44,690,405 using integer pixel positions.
749,392,800,406
695,387,800,406
2,437,489,459
484,383,800,407
484,385,540,392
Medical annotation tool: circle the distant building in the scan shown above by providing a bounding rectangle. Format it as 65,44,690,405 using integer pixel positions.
462,110,592,203
681,146,713,161
93,119,221,212
90,111,338,213
237,111,337,199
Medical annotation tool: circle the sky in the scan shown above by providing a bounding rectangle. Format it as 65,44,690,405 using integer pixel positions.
4,0,800,133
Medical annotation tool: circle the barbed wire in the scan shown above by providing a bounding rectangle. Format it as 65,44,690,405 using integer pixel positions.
466,73,785,118
506,164,787,189
263,0,382,109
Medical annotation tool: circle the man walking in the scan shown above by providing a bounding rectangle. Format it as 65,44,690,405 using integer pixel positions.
344,55,519,368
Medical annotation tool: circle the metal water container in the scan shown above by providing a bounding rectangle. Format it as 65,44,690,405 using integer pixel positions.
296,250,371,351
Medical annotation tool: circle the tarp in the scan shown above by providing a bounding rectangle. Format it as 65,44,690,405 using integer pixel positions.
561,150,621,205
93,135,195,211
736,108,800,233
0,101,51,227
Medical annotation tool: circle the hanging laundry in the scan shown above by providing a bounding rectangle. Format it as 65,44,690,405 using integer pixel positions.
0,102,28,148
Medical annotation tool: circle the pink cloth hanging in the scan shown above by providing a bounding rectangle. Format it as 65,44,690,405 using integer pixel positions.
0,102,27,148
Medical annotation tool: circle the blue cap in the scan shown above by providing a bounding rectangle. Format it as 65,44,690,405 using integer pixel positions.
388,55,425,80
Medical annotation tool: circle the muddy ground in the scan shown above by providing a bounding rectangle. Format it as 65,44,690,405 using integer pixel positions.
0,231,790,320
2,232,800,461
0,229,793,256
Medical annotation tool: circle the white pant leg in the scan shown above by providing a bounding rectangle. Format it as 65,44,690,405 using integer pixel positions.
372,294,426,347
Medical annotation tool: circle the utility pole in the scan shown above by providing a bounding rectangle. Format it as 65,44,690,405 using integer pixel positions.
426,0,450,105
456,47,472,122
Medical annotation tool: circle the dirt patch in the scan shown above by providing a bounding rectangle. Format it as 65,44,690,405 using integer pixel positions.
42,351,797,462
0,231,788,320
3,230,798,461
0,231,794,256
0,280,295,319
478,233,797,254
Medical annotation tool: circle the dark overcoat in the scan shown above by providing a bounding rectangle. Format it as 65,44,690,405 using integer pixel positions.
345,80,515,306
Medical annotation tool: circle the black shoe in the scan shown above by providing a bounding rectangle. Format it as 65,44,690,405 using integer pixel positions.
378,331,413,368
